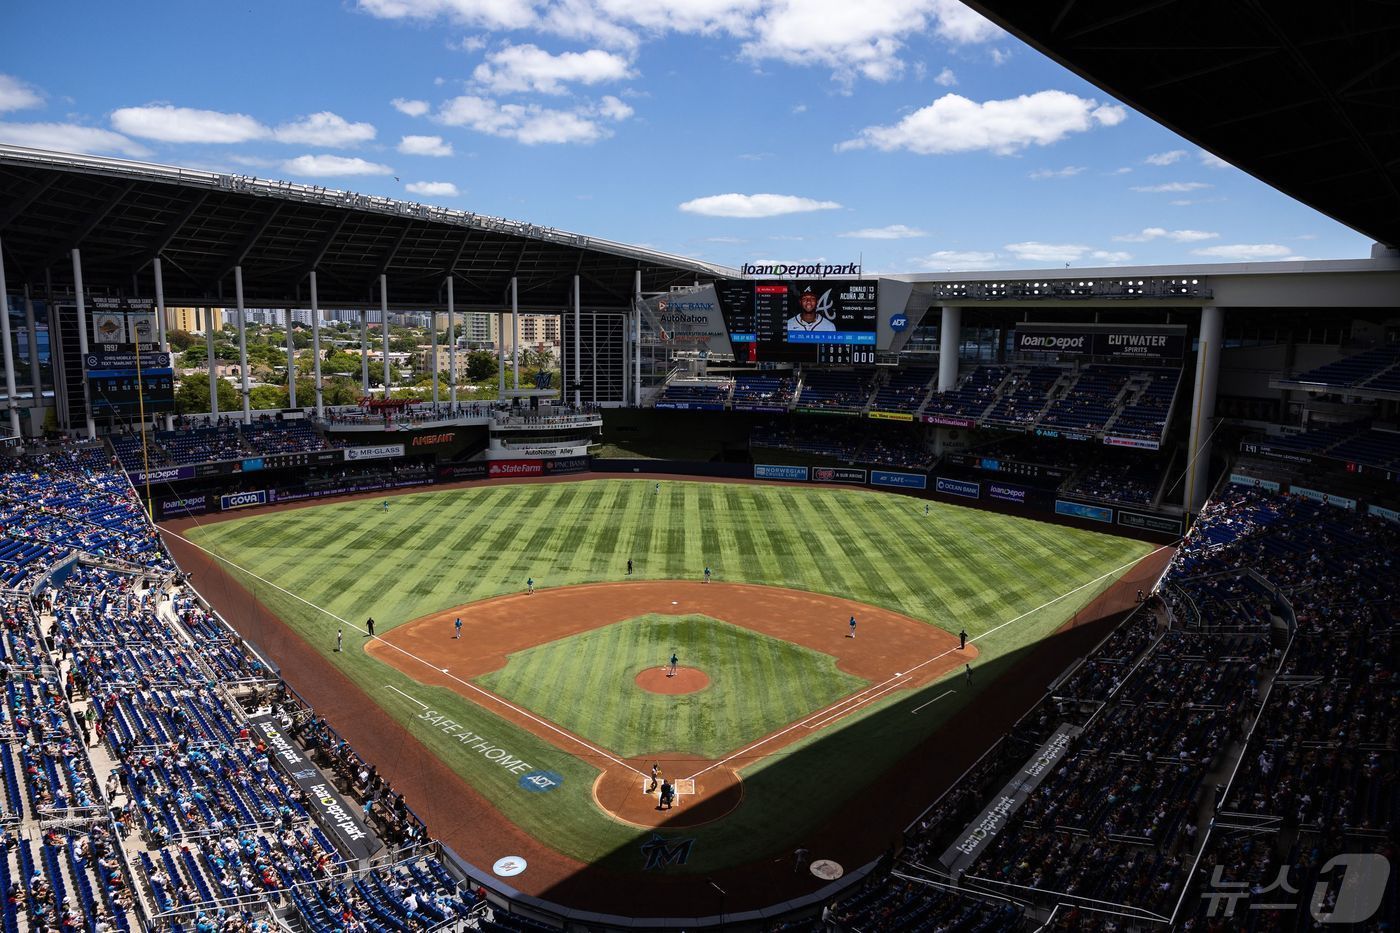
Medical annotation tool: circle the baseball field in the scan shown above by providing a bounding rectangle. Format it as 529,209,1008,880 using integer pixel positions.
170,477,1159,889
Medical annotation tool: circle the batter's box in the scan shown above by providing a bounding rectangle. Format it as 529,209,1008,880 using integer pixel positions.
639,777,696,796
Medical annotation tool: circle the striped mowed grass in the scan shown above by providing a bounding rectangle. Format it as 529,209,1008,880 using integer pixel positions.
477,614,867,758
186,479,1154,868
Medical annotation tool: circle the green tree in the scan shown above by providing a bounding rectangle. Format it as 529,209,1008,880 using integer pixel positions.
175,376,239,415
465,350,497,382
250,384,287,409
168,329,196,351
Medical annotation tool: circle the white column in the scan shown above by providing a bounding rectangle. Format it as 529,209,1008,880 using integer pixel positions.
285,308,297,410
24,286,42,402
310,271,324,419
937,305,961,392
0,237,20,436
360,310,369,396
634,270,642,407
152,257,173,429
446,277,457,410
512,277,520,391
430,306,439,408
590,307,596,405
1185,305,1224,514
572,274,581,407
71,249,96,438
206,308,219,419
235,266,250,424
497,310,505,400
380,274,391,396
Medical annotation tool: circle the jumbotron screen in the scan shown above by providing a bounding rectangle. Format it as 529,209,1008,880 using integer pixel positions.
715,279,879,365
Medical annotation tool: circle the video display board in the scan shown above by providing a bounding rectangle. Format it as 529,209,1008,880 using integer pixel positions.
715,279,878,365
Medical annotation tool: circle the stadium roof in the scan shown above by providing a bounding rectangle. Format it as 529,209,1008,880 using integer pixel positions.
966,0,1400,249
0,145,734,311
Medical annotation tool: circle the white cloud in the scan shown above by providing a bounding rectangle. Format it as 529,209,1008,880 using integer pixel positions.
274,112,376,146
451,34,488,52
677,193,842,218
704,235,745,243
837,91,1126,156
1198,149,1231,169
405,180,461,197
933,66,957,86
111,105,267,143
839,224,929,239
392,98,431,117
1113,227,1218,243
916,249,999,270
356,0,536,30
1028,165,1083,180
1131,181,1211,193
1004,241,1091,264
1144,149,1186,166
398,134,454,156
1090,250,1132,263
0,75,43,113
930,0,1001,43
281,154,395,176
1107,166,1132,175
792,103,808,114
0,121,150,157
1190,243,1300,261
472,43,634,95
437,93,628,144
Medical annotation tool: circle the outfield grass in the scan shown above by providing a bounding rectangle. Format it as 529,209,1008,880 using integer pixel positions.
185,479,1154,871
478,614,867,758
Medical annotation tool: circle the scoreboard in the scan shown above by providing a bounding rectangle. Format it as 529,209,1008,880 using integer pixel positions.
715,279,879,366
85,345,176,417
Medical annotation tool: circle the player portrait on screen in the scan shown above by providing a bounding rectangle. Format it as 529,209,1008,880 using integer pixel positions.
786,286,837,334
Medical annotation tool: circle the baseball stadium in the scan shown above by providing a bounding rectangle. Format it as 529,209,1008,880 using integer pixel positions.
1,2,1398,931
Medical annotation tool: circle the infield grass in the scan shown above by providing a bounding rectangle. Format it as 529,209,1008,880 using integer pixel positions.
478,614,867,758
183,479,1155,871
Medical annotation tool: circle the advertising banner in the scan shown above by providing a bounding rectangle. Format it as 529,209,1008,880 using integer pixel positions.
1104,435,1161,450
1290,485,1357,510
219,490,268,511
436,463,490,482
1055,499,1113,523
159,495,209,518
1369,505,1400,524
922,414,976,428
873,470,928,490
488,460,544,477
1015,325,1186,359
247,714,377,860
1229,473,1281,492
130,464,196,486
754,464,809,481
84,349,173,370
1117,510,1184,535
868,410,915,422
543,456,589,475
941,724,1082,875
812,466,867,485
987,482,1028,504
654,401,726,411
641,285,732,356
345,444,406,462
935,476,979,498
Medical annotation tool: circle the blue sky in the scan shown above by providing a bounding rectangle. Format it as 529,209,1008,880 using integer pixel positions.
0,0,1375,272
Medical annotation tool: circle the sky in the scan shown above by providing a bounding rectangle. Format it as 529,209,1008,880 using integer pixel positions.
0,0,1376,274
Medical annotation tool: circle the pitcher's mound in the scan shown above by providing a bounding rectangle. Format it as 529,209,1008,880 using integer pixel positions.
636,667,709,695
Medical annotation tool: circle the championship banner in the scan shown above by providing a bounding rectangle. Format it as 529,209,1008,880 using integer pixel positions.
219,490,268,511
247,714,378,860
941,724,1081,876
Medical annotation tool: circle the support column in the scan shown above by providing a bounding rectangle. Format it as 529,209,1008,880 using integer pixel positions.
0,237,20,436
380,275,391,397
310,272,324,419
634,270,642,408
446,278,457,410
1185,305,1224,515
285,308,296,410
24,286,42,404
206,307,219,419
235,266,250,424
511,277,520,393
572,274,581,408
590,307,596,405
430,308,439,407
937,305,961,392
360,311,369,396
153,257,173,429
496,310,505,401
71,249,96,438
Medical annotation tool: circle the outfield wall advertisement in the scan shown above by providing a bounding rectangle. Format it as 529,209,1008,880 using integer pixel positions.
754,464,810,481
1117,510,1183,535
812,467,867,485
1055,499,1113,523
934,476,978,498
220,490,268,511
874,470,928,490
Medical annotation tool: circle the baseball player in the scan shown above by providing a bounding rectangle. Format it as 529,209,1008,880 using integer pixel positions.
959,628,968,650
454,617,463,639
526,577,534,595
703,566,712,584
649,762,661,793
383,500,389,512
627,558,633,576
847,615,857,638
668,652,679,677
335,627,342,652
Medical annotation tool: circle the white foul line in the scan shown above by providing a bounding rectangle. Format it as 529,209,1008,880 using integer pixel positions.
911,689,955,715
684,542,1177,783
806,677,910,730
162,527,646,778
384,684,428,709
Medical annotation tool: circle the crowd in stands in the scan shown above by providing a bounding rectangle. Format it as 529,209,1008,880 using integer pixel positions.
111,420,345,472
1061,455,1161,505
795,371,875,412
868,367,936,413
751,421,934,470
653,381,731,409
731,374,795,411
1285,344,1400,390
